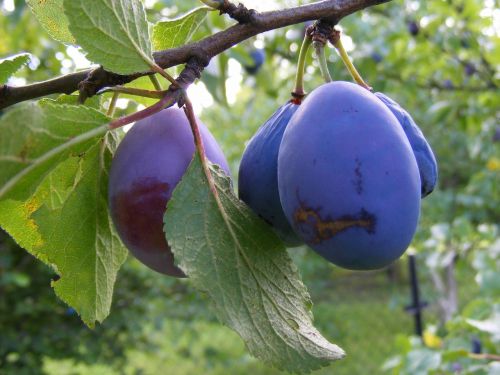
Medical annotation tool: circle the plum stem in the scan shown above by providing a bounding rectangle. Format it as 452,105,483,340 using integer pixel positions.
292,31,312,101
149,74,163,91
333,35,372,91
108,90,181,130
183,98,219,199
314,41,332,83
106,92,119,117
98,86,166,99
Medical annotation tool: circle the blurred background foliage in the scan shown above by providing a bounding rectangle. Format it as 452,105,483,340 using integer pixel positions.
0,0,499,374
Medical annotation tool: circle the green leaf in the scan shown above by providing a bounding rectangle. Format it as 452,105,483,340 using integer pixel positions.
466,312,500,339
0,53,31,84
54,94,103,110
152,7,209,51
164,155,344,373
0,101,109,201
0,101,127,327
0,138,127,327
27,0,75,44
64,0,153,75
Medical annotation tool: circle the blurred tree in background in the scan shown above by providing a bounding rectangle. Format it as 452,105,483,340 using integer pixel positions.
0,0,498,374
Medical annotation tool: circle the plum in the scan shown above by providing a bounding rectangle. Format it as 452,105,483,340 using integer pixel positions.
108,107,230,277
278,81,421,270
375,92,438,197
408,21,420,36
244,49,266,75
238,102,302,246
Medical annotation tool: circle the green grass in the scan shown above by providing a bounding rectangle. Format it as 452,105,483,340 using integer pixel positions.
40,251,479,375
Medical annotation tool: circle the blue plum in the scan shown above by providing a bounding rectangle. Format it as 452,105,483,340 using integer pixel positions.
408,21,420,36
375,92,438,197
278,81,421,270
238,102,302,246
108,107,230,277
244,49,266,75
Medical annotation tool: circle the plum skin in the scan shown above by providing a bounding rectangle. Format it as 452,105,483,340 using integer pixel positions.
238,102,302,246
278,81,421,270
375,92,438,197
108,107,230,277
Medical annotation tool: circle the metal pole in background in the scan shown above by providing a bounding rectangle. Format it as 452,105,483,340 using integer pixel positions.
405,253,427,337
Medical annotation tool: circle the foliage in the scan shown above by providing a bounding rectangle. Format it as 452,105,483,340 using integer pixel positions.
383,227,500,374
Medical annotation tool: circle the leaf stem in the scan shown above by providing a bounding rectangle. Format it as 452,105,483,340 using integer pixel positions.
98,86,165,99
292,32,312,101
314,41,332,83
0,124,109,199
199,0,223,8
333,37,372,90
106,92,119,117
183,98,219,198
151,64,178,87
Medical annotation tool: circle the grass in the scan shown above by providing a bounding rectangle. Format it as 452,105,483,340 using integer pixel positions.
40,250,479,375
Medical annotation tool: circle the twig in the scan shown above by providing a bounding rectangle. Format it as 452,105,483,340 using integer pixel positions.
0,0,390,110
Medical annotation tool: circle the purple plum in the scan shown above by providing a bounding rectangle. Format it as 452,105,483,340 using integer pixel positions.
278,82,421,270
108,107,230,277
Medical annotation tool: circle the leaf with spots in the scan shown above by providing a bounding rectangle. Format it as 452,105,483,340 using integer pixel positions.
27,0,75,44
164,155,345,373
0,53,31,84
152,7,210,51
0,101,127,327
63,0,154,75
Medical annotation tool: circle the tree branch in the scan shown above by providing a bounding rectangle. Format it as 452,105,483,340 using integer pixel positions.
0,0,389,110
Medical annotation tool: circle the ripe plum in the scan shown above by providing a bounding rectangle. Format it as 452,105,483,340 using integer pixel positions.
109,107,230,276
278,82,421,270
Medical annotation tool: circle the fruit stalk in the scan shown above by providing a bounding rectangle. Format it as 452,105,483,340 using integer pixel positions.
108,91,180,129
293,32,312,100
106,92,119,117
332,36,371,90
314,41,332,83
149,74,163,91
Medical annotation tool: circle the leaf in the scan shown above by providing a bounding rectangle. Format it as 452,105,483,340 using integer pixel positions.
0,102,127,327
64,0,153,75
0,101,109,201
27,0,75,44
0,53,31,84
466,313,500,340
152,7,209,51
0,138,127,327
164,155,344,373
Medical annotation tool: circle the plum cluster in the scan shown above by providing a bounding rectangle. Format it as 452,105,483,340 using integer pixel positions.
108,107,230,277
108,81,437,276
239,81,437,270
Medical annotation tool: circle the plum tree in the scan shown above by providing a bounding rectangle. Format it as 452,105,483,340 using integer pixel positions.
375,92,438,197
238,102,302,246
108,107,230,277
278,81,421,270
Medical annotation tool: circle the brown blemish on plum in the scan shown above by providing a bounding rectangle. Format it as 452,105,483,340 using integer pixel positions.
293,202,376,244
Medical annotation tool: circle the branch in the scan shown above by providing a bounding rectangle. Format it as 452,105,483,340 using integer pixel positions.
0,0,389,110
